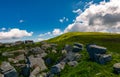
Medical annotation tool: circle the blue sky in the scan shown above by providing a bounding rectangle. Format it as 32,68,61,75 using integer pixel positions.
2,0,120,42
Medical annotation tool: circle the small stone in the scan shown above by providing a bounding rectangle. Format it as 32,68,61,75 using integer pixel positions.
67,61,78,67
113,63,120,74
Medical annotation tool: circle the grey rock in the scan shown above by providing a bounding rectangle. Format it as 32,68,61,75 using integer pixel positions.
30,66,40,77
29,56,47,71
72,46,82,52
74,43,83,49
50,62,65,74
95,54,112,64
86,44,107,61
0,62,18,77
113,63,120,74
67,61,78,67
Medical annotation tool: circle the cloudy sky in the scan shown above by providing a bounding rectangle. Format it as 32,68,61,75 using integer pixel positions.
0,0,120,42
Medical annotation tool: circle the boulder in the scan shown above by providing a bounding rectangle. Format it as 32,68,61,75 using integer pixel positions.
62,50,67,54
95,54,112,64
86,44,107,61
113,63,120,74
30,66,40,77
74,43,83,49
67,61,78,67
50,62,65,74
29,57,47,71
72,46,82,52
62,52,81,63
0,62,18,77
52,50,57,53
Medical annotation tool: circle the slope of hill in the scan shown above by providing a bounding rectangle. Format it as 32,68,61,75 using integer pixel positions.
47,32,120,77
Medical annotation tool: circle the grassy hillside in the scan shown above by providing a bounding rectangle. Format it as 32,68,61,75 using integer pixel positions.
47,32,120,77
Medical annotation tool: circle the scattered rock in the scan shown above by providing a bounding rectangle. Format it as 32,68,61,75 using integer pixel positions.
95,54,112,64
30,66,40,77
52,50,57,53
68,61,78,67
29,56,47,71
72,46,82,52
74,43,83,49
86,44,111,64
50,62,65,74
62,50,67,54
0,61,18,77
113,63,120,74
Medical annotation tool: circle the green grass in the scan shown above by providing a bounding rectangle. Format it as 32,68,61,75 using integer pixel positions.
47,32,120,77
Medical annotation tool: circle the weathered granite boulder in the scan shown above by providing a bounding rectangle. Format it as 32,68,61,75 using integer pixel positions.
52,50,57,53
0,62,18,77
95,54,112,64
30,66,40,77
62,52,81,63
74,43,83,49
62,50,67,54
72,46,82,52
67,61,78,67
29,56,47,71
113,63,120,74
50,62,65,74
86,44,107,61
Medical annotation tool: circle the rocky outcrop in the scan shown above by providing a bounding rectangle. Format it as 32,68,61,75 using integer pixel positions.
86,44,112,64
0,62,18,77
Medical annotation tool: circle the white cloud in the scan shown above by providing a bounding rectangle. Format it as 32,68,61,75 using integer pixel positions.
64,0,120,33
52,29,63,35
19,20,24,23
59,17,69,23
39,32,51,37
73,9,82,15
38,28,63,41
1,27,6,31
0,28,33,40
